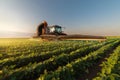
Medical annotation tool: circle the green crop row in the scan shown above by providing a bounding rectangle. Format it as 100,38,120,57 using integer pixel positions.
0,40,117,80
0,39,118,80
0,41,95,70
0,40,90,60
0,40,108,80
93,46,120,80
37,40,120,80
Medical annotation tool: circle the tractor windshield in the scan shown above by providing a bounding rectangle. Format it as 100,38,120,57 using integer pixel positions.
55,27,62,33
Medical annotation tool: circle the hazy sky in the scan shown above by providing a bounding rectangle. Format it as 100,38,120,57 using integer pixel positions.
0,0,120,37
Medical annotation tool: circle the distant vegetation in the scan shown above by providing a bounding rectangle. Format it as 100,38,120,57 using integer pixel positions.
0,38,120,80
106,36,120,39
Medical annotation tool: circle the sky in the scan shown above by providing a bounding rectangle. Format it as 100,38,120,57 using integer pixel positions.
0,0,120,37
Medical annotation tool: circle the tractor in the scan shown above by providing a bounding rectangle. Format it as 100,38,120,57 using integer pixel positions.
33,21,106,41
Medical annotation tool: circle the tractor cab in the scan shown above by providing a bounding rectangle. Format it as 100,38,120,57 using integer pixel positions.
49,25,62,34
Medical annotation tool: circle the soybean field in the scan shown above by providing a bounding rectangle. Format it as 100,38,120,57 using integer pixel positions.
0,38,120,80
